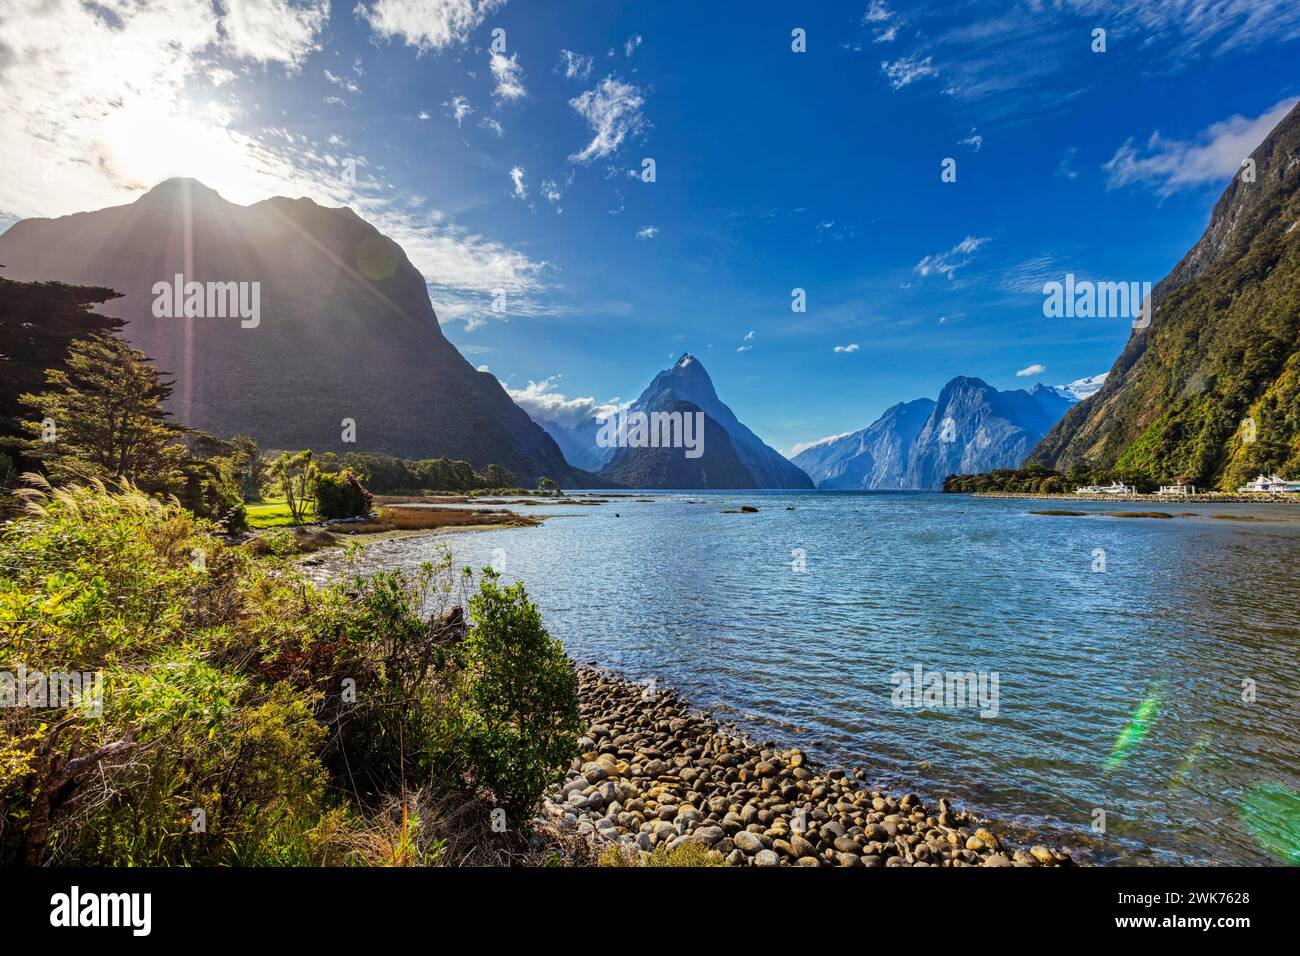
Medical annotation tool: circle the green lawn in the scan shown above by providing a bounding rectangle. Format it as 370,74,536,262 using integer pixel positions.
245,498,316,528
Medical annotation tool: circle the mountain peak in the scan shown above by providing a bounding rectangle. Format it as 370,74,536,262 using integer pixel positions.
140,177,223,200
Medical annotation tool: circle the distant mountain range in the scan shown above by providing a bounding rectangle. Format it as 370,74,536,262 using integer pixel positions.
793,376,1078,490
0,178,579,486
1031,100,1300,490
528,354,813,489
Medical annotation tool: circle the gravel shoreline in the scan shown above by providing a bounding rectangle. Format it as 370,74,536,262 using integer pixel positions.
541,665,1077,867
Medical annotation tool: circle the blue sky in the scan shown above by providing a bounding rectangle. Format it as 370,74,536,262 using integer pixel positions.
2,0,1299,454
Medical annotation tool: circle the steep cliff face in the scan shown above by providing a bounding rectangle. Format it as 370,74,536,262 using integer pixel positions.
0,178,578,485
597,399,757,489
1030,102,1300,488
792,398,935,490
794,377,1074,491
904,377,1065,490
592,354,813,489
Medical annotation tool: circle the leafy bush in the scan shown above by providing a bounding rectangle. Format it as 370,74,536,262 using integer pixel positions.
457,570,581,822
0,479,580,866
314,468,373,519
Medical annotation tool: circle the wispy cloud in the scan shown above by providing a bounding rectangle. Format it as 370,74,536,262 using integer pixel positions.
490,52,526,101
881,55,937,90
568,77,647,163
445,94,473,126
324,68,360,94
833,343,861,353
506,377,616,427
509,166,527,199
635,225,658,240
558,49,593,80
1016,363,1046,377
1103,97,1298,196
624,34,643,57
223,0,329,68
358,0,506,52
914,235,990,280
1056,146,1079,180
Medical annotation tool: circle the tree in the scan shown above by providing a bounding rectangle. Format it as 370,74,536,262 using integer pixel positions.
0,277,124,468
477,463,514,489
18,333,187,491
268,450,317,523
314,468,372,519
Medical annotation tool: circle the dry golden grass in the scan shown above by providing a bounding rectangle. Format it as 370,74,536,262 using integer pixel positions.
332,506,540,534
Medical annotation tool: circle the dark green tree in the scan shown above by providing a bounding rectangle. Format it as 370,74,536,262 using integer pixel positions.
18,333,187,492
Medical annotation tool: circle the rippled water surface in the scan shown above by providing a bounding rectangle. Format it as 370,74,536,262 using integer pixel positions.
326,491,1300,865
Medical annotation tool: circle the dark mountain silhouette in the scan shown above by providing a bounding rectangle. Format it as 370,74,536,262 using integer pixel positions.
598,399,756,488
0,178,578,485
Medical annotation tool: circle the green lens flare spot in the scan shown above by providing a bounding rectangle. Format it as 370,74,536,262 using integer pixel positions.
1241,783,1300,864
1105,680,1164,773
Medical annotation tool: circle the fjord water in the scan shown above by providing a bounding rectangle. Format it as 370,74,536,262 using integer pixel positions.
341,492,1300,865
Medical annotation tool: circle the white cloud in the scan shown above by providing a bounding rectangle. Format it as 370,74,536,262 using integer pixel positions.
359,0,505,52
959,128,982,151
568,77,647,163
624,34,642,57
479,116,504,136
558,49,593,80
833,343,861,353
914,235,989,280
506,377,614,428
1103,97,1298,196
446,94,473,125
881,55,936,89
509,165,526,199
540,178,562,205
737,330,755,352
1016,363,1047,377
490,52,526,101
863,1,891,23
418,110,432,120
222,0,328,68
635,225,657,240
863,1,901,43
324,68,361,94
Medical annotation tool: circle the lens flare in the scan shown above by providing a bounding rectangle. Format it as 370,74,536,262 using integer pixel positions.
1241,783,1300,864
1105,680,1164,773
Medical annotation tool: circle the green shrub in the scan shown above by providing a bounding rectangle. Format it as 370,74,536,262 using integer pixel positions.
314,468,373,519
0,479,580,866
457,570,581,823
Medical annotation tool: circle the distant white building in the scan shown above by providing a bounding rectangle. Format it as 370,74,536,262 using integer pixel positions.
1076,482,1134,495
1238,474,1300,494
1157,484,1195,495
